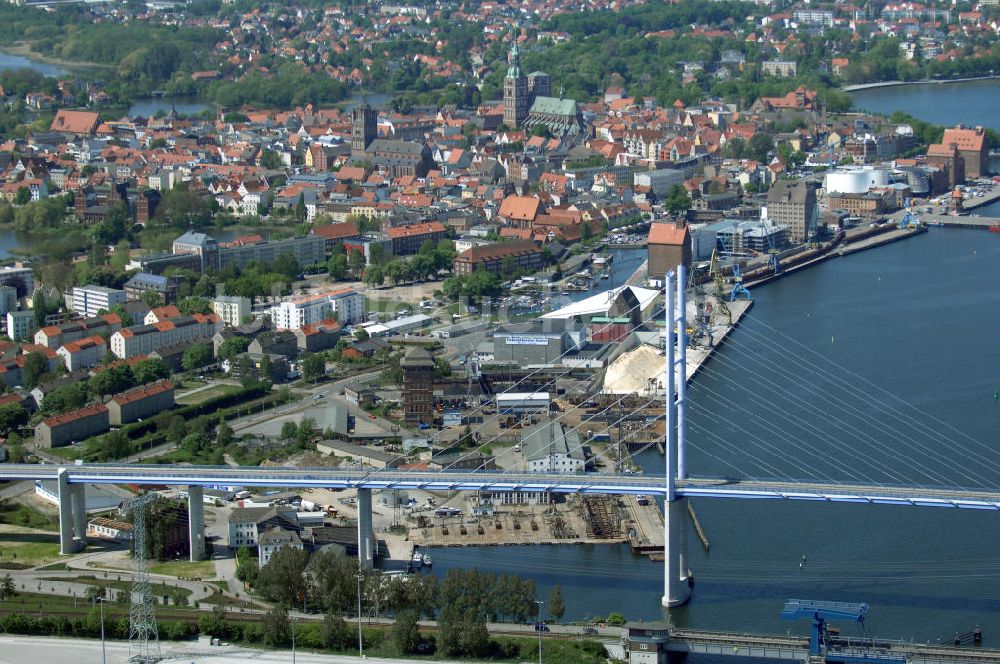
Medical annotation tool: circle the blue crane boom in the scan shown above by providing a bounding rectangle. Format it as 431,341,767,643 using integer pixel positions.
782,599,868,658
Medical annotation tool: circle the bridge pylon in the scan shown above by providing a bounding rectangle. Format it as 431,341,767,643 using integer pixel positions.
663,267,692,608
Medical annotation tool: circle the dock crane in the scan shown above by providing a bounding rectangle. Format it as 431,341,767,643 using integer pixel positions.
729,264,752,302
781,599,906,664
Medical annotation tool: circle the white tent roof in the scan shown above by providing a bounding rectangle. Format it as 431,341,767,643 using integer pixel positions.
542,285,660,320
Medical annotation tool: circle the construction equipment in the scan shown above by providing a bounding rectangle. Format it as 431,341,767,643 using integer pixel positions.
780,599,905,664
124,492,161,664
729,264,751,302
761,219,782,275
897,210,919,230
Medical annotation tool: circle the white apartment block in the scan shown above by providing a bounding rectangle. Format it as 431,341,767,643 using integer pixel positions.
56,334,107,371
269,288,364,330
109,313,221,359
72,285,126,318
6,310,34,341
212,295,252,328
0,266,34,296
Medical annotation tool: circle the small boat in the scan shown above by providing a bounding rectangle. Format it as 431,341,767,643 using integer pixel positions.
411,552,424,566
990,225,1000,233
422,554,432,567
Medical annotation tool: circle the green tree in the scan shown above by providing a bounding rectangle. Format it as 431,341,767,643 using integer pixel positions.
256,546,309,607
348,248,366,276
547,584,565,623
368,242,386,266
0,404,27,434
14,187,30,206
181,343,213,372
103,430,131,460
664,184,691,215
132,357,170,384
294,194,307,223
393,609,421,654
89,365,134,396
0,574,16,600
31,290,47,329
261,606,291,646
747,133,774,163
177,296,212,315
364,265,384,287
280,421,298,441
141,290,163,308
22,351,49,389
321,612,352,649
259,148,283,170
217,336,251,361
301,353,325,382
327,254,348,281
217,420,234,446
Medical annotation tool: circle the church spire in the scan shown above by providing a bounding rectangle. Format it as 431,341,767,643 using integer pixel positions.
506,25,523,79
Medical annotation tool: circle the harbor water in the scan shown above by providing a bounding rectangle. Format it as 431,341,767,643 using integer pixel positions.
424,228,1000,652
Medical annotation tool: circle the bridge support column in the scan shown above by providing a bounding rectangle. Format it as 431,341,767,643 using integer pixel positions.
187,485,205,561
71,483,87,549
663,498,691,607
57,469,78,555
357,488,373,571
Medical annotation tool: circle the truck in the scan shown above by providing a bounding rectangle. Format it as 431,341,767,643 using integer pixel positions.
300,499,319,512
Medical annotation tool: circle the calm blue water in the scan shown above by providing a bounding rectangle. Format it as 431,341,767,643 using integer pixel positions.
850,79,1000,131
425,228,1000,651
0,50,65,78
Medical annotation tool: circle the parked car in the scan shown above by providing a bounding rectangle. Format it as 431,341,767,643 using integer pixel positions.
534,623,550,632
582,627,599,635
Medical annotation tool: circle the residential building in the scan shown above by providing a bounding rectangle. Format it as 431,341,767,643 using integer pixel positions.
0,286,17,318
0,266,34,296
762,60,798,77
212,295,251,327
312,221,360,253
766,180,818,244
453,240,544,277
56,335,107,371
109,313,221,359
522,419,586,473
294,319,341,353
6,310,35,341
633,169,686,198
124,273,180,305
35,314,122,349
107,380,175,426
647,222,692,277
72,285,126,318
402,346,435,426
269,288,364,330
386,221,446,256
35,403,109,448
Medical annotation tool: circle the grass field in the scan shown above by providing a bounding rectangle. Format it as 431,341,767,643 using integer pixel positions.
176,384,242,405
0,501,58,531
147,559,216,580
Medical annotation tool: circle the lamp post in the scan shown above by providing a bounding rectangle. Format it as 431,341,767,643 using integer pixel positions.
93,595,106,664
291,615,296,664
534,600,544,664
357,570,365,659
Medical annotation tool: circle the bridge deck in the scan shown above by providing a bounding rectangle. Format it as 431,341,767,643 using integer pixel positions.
3,464,1000,508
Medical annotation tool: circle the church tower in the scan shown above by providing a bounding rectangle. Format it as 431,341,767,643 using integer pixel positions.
503,32,529,129
351,102,377,157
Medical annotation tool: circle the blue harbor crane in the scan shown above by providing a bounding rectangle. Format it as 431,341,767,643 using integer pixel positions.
780,599,906,664
729,264,752,302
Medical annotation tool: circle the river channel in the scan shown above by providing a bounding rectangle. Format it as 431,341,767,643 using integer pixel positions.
423,228,1000,650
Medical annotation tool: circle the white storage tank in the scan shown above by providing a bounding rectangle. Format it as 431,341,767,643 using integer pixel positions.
824,167,889,194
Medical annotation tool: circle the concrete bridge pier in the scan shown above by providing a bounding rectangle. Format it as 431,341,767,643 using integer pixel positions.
663,498,692,607
357,488,374,571
57,469,86,554
187,485,205,561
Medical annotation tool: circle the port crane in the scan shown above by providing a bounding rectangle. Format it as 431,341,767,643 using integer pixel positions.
728,263,752,302
780,599,905,664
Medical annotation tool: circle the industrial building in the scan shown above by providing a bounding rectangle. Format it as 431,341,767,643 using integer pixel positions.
493,319,583,366
766,180,818,244
522,419,586,473
402,346,435,426
647,222,692,277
